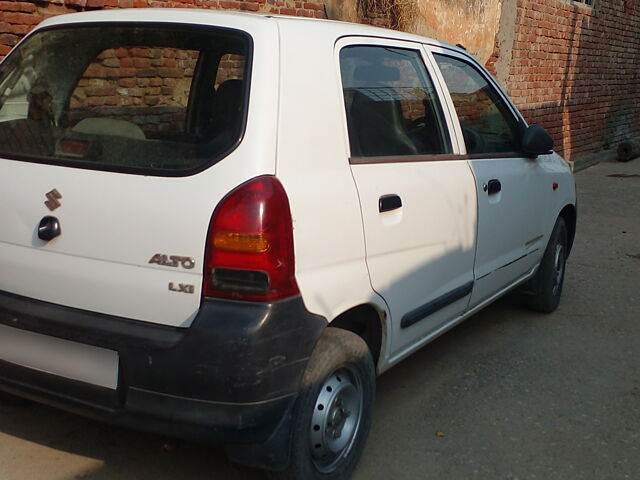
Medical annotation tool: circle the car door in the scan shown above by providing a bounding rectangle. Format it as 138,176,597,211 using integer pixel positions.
430,50,549,308
338,38,478,361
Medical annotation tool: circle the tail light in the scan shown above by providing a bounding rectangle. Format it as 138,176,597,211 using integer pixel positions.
203,176,299,301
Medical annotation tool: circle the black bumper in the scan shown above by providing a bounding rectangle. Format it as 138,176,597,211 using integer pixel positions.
0,290,326,445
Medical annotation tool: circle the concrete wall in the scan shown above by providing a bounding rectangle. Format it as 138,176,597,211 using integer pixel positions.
414,0,502,66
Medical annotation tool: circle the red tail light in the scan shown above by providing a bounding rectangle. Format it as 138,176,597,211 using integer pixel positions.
203,176,299,301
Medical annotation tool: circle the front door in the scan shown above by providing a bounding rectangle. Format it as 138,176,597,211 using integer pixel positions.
431,52,547,307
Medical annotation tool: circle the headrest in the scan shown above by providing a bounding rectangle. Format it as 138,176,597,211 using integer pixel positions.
217,79,243,98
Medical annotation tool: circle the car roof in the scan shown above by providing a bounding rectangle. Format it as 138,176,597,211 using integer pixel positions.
34,8,464,54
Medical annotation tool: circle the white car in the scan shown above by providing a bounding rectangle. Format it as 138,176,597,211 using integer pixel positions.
0,10,576,480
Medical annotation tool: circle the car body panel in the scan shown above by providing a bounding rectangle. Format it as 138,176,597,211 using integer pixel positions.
272,20,389,341
0,14,281,327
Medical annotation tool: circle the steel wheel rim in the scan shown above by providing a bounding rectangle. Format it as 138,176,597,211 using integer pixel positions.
552,242,565,297
309,366,363,473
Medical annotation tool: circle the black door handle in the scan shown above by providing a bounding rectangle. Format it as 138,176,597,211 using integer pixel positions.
487,179,501,195
38,216,61,241
379,194,402,213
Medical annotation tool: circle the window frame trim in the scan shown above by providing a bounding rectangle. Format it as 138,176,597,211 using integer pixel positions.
349,151,527,165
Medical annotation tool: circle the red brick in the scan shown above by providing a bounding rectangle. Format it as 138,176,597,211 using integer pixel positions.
0,33,18,45
240,2,259,11
7,22,31,35
133,57,152,68
84,86,117,96
102,58,120,67
0,2,37,13
3,12,42,25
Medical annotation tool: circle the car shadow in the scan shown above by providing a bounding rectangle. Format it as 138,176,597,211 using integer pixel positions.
0,399,263,480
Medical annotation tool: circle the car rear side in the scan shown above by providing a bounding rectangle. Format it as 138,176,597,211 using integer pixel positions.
0,9,330,448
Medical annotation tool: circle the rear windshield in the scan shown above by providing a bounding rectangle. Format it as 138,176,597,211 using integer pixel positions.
0,24,251,175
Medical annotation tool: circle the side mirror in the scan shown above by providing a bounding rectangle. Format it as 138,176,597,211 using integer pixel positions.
522,124,554,157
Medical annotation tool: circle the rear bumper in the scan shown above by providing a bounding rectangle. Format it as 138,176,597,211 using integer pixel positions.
0,290,326,445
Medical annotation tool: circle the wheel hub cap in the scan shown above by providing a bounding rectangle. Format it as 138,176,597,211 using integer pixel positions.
309,367,363,473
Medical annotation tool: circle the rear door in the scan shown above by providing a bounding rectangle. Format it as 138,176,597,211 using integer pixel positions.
0,21,275,327
430,50,548,307
338,38,478,359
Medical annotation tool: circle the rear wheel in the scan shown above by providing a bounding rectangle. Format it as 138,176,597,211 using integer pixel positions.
525,217,568,313
270,328,375,480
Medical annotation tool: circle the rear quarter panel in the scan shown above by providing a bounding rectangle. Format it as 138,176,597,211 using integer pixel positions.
273,20,388,338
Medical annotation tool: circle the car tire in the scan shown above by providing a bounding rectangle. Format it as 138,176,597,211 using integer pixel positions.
270,328,375,480
525,216,568,313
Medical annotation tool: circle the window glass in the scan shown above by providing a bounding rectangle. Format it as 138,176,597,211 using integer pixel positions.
433,54,521,154
0,26,250,174
68,46,199,138
340,46,451,157
215,53,246,88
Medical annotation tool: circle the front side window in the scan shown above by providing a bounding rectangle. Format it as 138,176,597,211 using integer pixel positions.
0,25,250,174
340,45,451,157
433,54,521,155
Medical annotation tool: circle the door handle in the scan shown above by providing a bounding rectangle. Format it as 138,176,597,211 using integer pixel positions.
379,194,402,213
486,179,501,195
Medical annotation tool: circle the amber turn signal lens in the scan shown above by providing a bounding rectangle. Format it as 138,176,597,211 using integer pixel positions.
213,232,270,253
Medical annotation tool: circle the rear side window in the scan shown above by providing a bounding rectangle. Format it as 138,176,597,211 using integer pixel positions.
0,25,251,175
340,45,452,157
433,54,521,154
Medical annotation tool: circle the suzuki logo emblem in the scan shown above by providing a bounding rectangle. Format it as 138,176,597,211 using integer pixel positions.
45,189,62,211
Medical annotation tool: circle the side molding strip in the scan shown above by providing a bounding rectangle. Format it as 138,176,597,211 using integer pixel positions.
400,281,474,329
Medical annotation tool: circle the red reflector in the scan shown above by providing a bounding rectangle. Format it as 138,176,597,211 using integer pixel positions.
552,182,559,191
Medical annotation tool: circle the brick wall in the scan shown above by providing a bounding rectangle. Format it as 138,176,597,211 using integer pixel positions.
499,0,640,161
0,0,326,60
